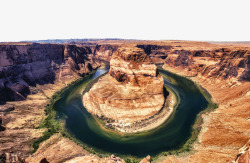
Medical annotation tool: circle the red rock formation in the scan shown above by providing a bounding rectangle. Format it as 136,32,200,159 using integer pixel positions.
233,140,250,163
93,44,119,61
0,43,100,104
63,45,100,76
139,155,151,163
137,44,172,63
83,46,164,124
135,42,250,82
162,48,250,81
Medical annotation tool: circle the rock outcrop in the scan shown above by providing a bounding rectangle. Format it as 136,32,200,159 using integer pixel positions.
0,43,100,104
135,42,250,82
83,46,165,124
63,45,100,76
139,155,151,163
233,140,250,163
137,44,172,63
93,44,119,61
163,48,250,82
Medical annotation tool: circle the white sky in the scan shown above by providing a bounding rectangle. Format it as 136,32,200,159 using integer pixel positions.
0,0,249,42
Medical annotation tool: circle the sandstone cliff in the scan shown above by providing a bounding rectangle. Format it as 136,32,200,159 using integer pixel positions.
135,42,250,82
0,43,100,104
93,44,119,61
63,45,100,76
163,48,250,82
83,46,165,124
137,44,172,63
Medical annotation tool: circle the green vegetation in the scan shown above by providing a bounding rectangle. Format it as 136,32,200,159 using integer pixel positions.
32,68,116,158
32,94,61,152
32,70,98,153
125,158,140,163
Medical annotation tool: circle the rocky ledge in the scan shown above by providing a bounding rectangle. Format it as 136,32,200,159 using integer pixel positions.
83,46,167,132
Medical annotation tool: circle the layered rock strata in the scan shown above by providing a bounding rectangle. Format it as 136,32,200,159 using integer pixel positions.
163,48,250,82
136,42,250,82
0,43,100,104
93,44,119,61
83,46,165,124
137,44,172,63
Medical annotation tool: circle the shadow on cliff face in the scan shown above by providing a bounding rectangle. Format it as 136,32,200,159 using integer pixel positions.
240,54,250,81
0,116,6,131
136,44,171,63
161,47,250,81
0,43,100,104
0,60,57,104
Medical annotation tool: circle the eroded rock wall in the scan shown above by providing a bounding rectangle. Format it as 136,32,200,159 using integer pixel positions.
0,43,100,104
135,43,250,81
163,48,250,81
137,44,172,63
93,44,119,61
63,45,100,76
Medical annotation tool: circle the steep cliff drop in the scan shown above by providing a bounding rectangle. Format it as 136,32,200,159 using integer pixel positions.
83,46,168,132
0,43,100,104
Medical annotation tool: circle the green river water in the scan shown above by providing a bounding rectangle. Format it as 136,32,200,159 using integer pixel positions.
54,65,211,157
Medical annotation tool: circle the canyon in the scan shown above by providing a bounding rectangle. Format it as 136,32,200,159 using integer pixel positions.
0,40,249,163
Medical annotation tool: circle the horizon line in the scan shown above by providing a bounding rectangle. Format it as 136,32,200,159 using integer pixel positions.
1,38,250,43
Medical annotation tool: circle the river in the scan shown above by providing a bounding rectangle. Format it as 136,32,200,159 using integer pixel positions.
54,65,209,157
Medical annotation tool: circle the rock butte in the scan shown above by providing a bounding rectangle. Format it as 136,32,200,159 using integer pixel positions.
83,46,165,125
